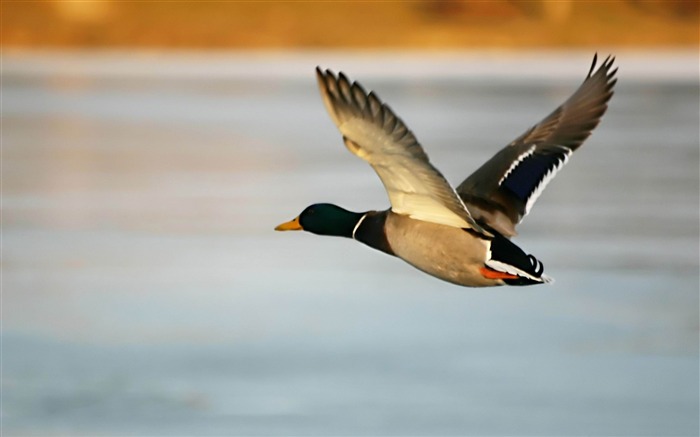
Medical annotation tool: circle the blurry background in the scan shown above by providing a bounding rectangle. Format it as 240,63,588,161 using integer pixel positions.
3,1,699,436
3,0,699,48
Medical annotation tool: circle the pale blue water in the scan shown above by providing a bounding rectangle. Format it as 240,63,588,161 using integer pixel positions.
2,51,699,436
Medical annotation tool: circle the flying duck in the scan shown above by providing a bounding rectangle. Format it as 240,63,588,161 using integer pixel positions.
276,55,617,287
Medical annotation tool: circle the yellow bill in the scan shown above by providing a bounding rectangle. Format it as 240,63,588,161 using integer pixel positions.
274,216,303,231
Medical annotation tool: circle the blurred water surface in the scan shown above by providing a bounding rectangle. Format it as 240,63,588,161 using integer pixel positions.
3,51,699,436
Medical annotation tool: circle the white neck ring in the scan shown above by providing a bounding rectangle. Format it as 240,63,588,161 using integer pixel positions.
352,213,368,240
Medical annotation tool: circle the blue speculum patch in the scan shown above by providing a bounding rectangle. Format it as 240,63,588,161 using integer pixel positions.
502,152,565,201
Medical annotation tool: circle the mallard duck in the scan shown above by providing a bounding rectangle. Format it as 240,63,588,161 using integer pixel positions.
276,54,617,287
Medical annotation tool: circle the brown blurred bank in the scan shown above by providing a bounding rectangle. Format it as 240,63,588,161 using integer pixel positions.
2,1,698,49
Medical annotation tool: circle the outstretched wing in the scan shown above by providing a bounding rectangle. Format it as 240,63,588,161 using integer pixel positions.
316,67,487,234
456,54,617,237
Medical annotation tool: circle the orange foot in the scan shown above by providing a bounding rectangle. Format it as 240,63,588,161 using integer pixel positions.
480,266,519,280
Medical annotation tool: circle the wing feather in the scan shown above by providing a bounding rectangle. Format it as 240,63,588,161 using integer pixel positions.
457,54,617,236
317,67,486,233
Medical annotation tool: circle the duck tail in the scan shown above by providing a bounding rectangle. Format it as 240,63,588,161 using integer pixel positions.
485,234,553,286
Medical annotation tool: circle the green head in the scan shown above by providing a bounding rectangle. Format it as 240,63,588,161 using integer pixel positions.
275,203,364,238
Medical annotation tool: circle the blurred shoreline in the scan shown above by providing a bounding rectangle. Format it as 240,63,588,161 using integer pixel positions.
3,49,698,82
3,1,698,49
